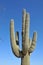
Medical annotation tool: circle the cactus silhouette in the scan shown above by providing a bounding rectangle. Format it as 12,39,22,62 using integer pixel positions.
10,9,37,65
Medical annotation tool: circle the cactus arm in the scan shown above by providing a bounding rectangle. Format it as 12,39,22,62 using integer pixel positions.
25,13,30,50
22,10,30,55
22,9,26,54
28,32,37,53
10,19,22,57
15,32,19,45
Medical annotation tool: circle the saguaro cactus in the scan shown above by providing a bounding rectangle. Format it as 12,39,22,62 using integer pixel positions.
10,9,37,65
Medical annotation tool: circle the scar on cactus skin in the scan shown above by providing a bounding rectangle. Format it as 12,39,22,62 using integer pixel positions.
10,9,37,65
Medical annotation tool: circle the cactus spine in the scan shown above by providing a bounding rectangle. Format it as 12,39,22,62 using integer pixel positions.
10,9,37,65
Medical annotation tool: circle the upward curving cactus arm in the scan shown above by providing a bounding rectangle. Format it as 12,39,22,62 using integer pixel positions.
22,9,26,54
25,13,30,50
22,9,30,55
15,32,19,45
28,32,37,53
10,19,22,58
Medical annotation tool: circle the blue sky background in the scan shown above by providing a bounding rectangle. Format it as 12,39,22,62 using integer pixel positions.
0,0,43,65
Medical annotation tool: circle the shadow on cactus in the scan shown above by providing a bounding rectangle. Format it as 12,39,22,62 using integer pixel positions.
10,9,37,65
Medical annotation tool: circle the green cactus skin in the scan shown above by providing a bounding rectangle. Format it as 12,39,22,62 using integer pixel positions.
10,9,37,65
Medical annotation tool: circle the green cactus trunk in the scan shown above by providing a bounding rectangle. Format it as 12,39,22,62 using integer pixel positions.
10,9,37,65
21,52,30,65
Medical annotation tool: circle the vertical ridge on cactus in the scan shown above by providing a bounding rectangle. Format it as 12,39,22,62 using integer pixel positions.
10,9,37,65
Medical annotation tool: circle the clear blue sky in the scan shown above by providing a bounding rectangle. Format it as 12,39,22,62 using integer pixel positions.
0,0,43,65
